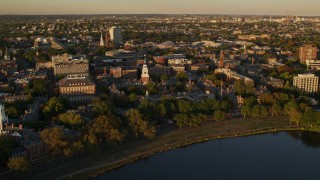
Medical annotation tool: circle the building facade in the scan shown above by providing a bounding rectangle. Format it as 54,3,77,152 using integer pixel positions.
52,53,89,76
141,55,150,84
59,75,96,102
109,26,123,45
293,74,319,94
299,45,318,63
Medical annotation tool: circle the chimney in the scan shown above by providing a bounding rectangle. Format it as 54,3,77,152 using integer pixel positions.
19,124,23,130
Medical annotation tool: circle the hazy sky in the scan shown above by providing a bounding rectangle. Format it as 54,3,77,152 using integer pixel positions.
1,0,320,16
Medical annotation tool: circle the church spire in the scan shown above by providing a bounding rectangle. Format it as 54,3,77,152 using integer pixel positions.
144,54,147,64
99,31,105,47
141,54,150,84
4,46,10,61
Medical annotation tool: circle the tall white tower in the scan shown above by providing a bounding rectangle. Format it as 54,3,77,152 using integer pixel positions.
0,104,8,133
4,46,10,61
141,55,150,85
109,26,123,45
99,31,105,47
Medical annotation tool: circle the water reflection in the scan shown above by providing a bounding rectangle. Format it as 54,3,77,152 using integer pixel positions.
98,131,320,180
288,131,320,148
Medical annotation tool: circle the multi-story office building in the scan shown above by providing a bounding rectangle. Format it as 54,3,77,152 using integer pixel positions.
109,26,123,45
293,74,319,94
59,75,96,102
52,53,89,76
299,45,318,63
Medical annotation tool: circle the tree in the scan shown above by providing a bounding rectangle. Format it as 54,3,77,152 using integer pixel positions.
284,102,302,125
5,106,19,118
126,109,156,139
40,127,68,155
88,115,124,143
241,105,251,119
234,80,246,95
260,106,269,117
128,93,137,104
58,112,84,128
214,110,225,122
7,157,29,173
92,97,113,115
175,72,188,82
173,114,189,129
252,105,261,118
160,73,169,81
177,99,193,113
145,82,159,95
30,79,47,96
43,97,66,118
0,136,15,165
302,108,318,128
244,96,257,106
259,93,275,105
271,103,282,116
158,103,167,118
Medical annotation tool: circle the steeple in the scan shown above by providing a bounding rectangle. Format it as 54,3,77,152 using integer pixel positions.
243,45,248,55
141,54,150,84
4,46,10,61
99,31,105,47
144,54,147,64
0,104,8,134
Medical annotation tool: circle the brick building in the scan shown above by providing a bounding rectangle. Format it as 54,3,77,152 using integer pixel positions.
59,75,96,102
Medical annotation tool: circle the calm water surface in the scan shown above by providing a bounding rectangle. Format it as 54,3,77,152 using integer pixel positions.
97,131,320,180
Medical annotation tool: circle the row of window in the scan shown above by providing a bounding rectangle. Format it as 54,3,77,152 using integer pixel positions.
61,86,95,92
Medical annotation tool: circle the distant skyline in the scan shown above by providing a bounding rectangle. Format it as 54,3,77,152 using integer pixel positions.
1,0,320,16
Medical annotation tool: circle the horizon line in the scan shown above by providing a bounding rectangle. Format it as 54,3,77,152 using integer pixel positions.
0,13,319,17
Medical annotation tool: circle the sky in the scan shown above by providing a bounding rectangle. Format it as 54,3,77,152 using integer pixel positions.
0,0,320,16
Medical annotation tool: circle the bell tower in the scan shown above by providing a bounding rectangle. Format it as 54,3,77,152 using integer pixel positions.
141,55,150,84
99,31,105,47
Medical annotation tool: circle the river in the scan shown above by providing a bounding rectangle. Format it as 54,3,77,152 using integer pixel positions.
97,131,320,180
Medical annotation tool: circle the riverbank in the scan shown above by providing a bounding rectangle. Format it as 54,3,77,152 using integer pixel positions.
28,116,314,180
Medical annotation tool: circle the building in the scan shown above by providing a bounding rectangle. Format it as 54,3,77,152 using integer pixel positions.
105,49,143,60
52,53,89,76
109,26,123,45
215,68,254,86
293,74,319,94
110,67,123,78
306,60,320,70
0,104,9,134
265,77,284,88
50,37,65,50
99,31,105,47
299,45,318,63
141,55,150,84
3,46,10,61
105,30,113,48
59,75,96,102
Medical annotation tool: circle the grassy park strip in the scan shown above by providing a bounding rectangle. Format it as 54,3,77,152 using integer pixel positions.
28,116,311,180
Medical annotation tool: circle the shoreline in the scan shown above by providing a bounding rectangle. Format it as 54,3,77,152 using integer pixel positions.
27,117,318,180
88,127,307,179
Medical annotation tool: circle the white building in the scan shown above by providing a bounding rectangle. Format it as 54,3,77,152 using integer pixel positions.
141,55,150,84
109,26,123,45
0,104,9,134
293,74,319,94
